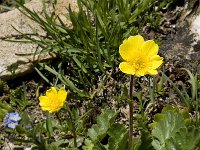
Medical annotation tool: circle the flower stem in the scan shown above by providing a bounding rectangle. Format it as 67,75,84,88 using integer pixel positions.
46,112,53,138
148,76,155,104
128,75,134,150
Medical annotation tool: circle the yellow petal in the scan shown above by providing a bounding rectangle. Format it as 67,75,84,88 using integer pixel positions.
135,68,147,77
39,96,50,107
119,35,144,61
41,106,51,111
48,109,55,113
151,55,163,69
51,106,61,113
119,62,135,75
147,70,158,75
46,87,57,101
58,87,67,103
142,40,158,56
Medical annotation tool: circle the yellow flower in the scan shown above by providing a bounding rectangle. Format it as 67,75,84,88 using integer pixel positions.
39,87,67,113
119,35,163,76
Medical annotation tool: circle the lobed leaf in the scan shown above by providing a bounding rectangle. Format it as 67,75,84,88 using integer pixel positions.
166,126,200,150
107,123,128,150
137,131,155,150
152,110,185,150
87,109,117,142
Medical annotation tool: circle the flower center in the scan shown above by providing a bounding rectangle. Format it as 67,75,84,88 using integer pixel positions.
12,117,16,121
135,61,145,70
131,58,147,71
51,97,59,110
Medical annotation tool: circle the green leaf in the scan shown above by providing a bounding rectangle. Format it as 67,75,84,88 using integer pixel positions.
72,56,88,73
45,143,61,150
82,139,94,150
182,68,198,101
39,63,90,98
0,112,5,121
15,125,33,140
107,123,128,150
0,108,8,120
166,126,200,150
34,67,53,86
152,110,186,150
138,131,155,150
0,102,13,112
162,72,190,107
20,111,32,126
87,109,117,142
54,139,69,146
46,112,53,137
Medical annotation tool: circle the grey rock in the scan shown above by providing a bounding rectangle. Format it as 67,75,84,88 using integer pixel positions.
0,0,77,80
160,2,200,72
0,0,49,80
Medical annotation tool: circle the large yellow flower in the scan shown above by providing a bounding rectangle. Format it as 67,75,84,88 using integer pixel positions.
119,35,163,76
39,87,67,113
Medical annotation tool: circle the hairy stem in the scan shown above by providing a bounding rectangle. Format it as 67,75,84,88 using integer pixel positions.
149,76,155,104
128,75,134,150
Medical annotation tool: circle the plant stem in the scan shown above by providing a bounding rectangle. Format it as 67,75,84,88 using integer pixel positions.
66,105,77,148
128,75,134,150
46,112,53,138
149,76,155,104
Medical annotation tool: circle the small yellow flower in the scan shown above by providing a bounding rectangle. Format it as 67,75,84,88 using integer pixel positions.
119,35,163,76
39,87,67,113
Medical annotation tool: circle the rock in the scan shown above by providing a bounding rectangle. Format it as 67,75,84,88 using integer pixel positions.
55,0,78,26
190,12,200,65
160,0,200,73
0,0,77,80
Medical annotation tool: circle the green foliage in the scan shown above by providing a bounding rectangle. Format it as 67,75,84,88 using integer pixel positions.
183,69,200,109
84,109,128,149
46,112,53,137
0,101,13,121
150,106,191,128
0,82,32,125
107,124,128,150
151,107,200,150
136,131,154,150
166,126,200,150
13,0,177,97
0,79,9,94
164,71,189,103
162,69,200,112
36,63,90,98
152,110,185,149
87,109,117,142
10,84,31,111
9,110,128,150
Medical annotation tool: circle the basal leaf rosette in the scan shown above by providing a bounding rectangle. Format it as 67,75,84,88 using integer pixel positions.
39,87,67,113
119,35,163,76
